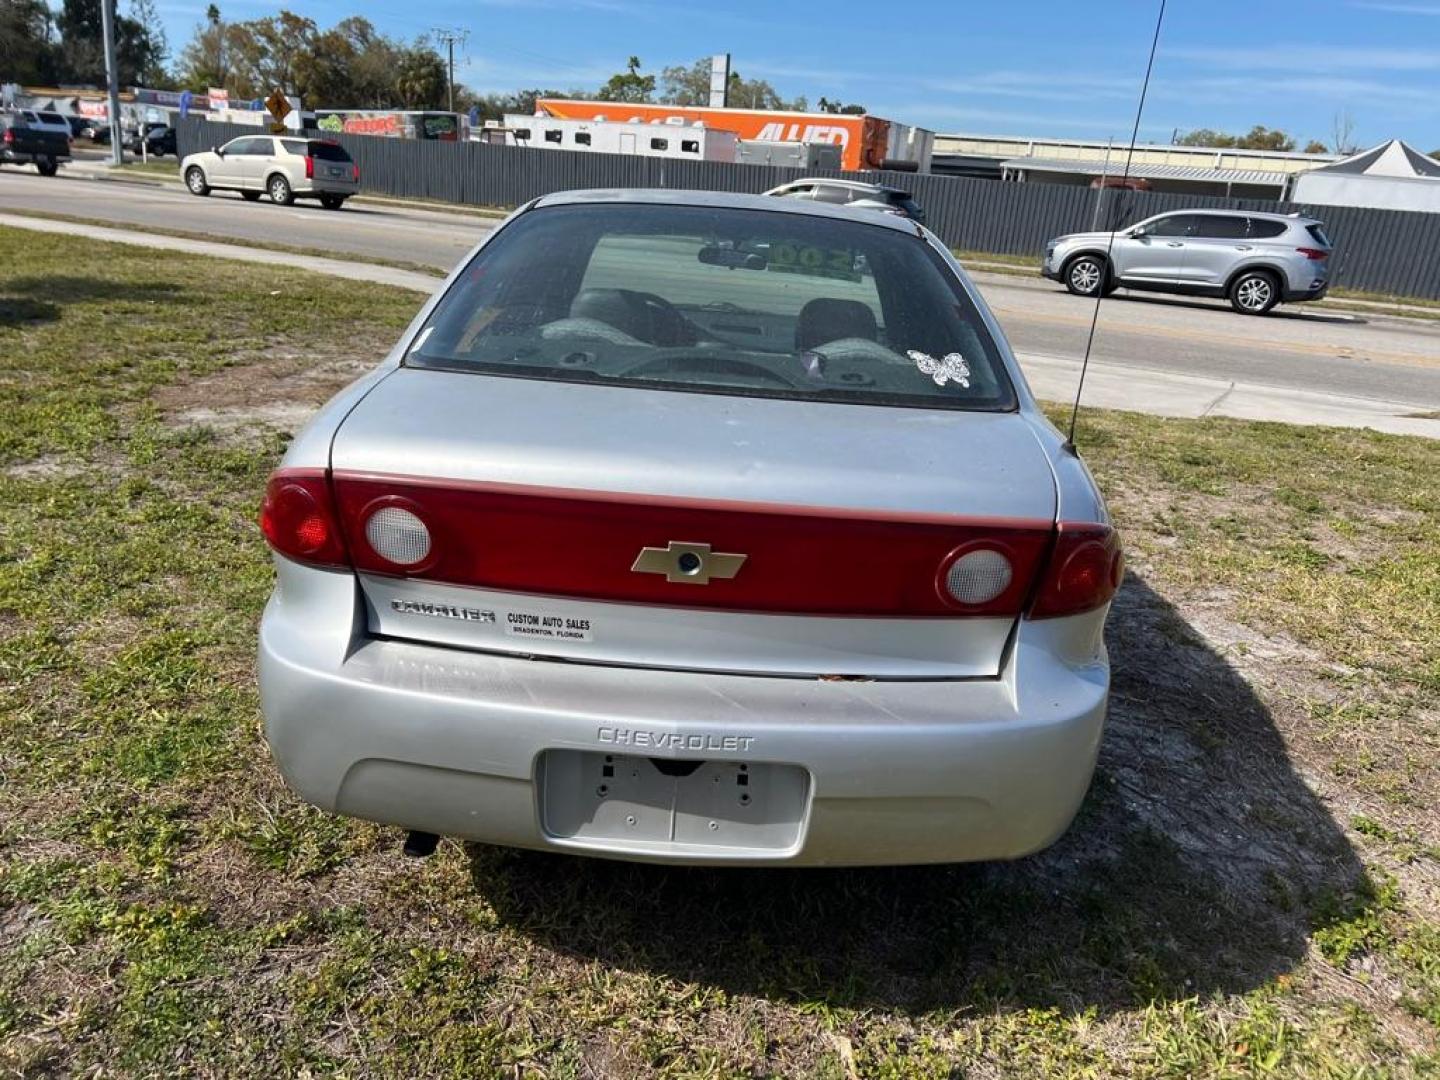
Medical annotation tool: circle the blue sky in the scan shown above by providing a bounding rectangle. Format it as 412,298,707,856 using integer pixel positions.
150,0,1440,149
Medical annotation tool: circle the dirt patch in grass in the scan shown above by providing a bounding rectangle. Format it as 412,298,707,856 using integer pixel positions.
152,343,375,437
3,229,1438,1076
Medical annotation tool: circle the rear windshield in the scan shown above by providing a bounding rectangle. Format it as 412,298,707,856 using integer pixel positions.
406,203,1015,411
1306,223,1331,247
309,141,351,162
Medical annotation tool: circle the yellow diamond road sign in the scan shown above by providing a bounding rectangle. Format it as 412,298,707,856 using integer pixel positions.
264,90,291,122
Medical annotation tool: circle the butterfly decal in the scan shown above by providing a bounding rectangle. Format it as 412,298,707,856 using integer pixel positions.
906,350,971,388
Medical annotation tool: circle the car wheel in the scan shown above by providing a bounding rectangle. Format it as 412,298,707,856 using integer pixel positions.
319,194,345,210
268,173,294,206
241,190,262,202
1230,270,1279,316
36,158,58,177
185,166,210,196
1063,255,1107,297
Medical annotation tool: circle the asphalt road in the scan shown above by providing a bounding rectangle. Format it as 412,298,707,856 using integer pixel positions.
6,166,1440,409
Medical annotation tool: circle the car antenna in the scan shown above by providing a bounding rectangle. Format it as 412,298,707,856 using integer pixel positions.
1065,0,1168,454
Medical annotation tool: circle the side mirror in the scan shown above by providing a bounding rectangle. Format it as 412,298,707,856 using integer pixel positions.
1130,227,1147,238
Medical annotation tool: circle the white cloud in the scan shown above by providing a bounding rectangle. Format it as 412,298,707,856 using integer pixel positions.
1149,73,1439,113
455,56,618,93
923,70,1137,103
1165,44,1440,71
863,101,1140,137
1350,1,1440,12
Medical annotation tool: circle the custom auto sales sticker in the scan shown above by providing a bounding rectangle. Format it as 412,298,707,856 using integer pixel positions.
503,610,594,643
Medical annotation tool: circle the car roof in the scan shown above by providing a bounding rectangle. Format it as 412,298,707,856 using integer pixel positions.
1155,207,1319,225
532,188,922,233
784,177,889,193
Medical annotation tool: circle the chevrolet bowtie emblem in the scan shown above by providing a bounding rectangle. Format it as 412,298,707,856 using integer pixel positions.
631,541,747,585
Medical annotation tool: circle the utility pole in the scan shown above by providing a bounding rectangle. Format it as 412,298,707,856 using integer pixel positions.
100,0,124,164
431,28,468,114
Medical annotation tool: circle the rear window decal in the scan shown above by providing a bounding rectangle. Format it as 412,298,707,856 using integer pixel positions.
906,350,971,388
766,242,862,283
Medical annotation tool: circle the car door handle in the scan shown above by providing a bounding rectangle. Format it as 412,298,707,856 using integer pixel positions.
1234,245,1253,251
1166,242,1184,248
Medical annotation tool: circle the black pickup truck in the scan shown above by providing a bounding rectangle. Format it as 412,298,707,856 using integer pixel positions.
0,110,71,176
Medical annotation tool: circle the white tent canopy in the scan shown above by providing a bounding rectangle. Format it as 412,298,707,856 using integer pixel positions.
1292,139,1440,212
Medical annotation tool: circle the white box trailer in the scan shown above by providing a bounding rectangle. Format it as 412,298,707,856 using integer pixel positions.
497,114,738,162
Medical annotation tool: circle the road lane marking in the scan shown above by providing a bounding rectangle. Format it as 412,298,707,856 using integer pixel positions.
988,304,1440,370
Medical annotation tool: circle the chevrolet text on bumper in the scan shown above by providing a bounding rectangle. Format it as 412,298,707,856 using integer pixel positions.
257,190,1122,866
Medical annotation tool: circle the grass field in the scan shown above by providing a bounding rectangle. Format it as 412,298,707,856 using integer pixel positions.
2,229,1438,1077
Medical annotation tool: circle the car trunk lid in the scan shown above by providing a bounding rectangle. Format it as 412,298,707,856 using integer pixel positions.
328,368,1057,678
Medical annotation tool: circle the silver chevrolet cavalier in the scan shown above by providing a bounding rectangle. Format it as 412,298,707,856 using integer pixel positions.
258,189,1122,866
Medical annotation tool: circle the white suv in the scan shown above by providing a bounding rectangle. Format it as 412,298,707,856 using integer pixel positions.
181,135,360,209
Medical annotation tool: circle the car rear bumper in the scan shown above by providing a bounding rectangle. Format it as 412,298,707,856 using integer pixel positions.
298,177,359,197
1283,281,1329,303
1,149,66,164
259,562,1109,867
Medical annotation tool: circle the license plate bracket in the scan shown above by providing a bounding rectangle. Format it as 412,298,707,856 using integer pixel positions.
538,750,808,852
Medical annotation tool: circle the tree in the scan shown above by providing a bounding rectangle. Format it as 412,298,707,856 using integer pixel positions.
596,55,653,103
470,87,575,123
174,9,452,109
1302,139,1328,155
817,96,865,115
1331,110,1358,156
176,4,228,90
52,0,166,86
725,71,803,111
659,60,803,110
124,0,170,86
1175,125,1296,151
0,0,61,84
392,42,447,109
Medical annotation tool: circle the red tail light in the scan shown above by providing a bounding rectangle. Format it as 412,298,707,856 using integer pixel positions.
351,163,360,182
259,469,348,567
1028,523,1123,619
1296,247,1329,260
330,472,1056,617
2,130,13,145
304,155,314,180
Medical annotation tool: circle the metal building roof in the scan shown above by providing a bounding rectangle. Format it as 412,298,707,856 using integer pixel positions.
998,156,1291,188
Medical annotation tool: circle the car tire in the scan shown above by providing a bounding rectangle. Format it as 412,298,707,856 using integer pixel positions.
1230,270,1280,316
241,190,262,202
1063,255,1108,297
185,166,210,196
319,195,345,210
268,173,294,206
36,158,58,177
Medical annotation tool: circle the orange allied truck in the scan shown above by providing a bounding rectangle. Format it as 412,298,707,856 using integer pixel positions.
534,99,931,172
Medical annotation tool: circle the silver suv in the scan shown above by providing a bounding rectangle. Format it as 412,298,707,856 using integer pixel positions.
1042,210,1332,315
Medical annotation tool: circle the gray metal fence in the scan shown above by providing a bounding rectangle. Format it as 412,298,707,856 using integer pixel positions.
178,117,1440,300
